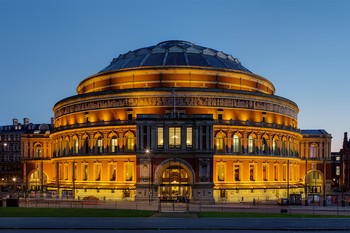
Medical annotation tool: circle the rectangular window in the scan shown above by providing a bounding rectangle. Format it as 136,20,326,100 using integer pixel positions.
336,166,340,176
249,164,255,181
73,162,77,180
282,164,287,181
125,162,134,181
262,164,268,181
169,127,181,148
274,165,278,181
217,163,225,181
83,164,88,181
186,127,192,148
64,163,69,180
234,164,240,181
157,127,164,148
95,164,101,181
109,163,117,181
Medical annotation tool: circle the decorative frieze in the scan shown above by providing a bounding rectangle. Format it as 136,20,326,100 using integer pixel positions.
55,96,298,119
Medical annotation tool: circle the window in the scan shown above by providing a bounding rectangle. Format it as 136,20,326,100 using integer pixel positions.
109,163,117,181
83,164,88,181
35,144,42,158
216,133,224,152
73,163,77,180
95,164,101,181
169,127,181,148
234,164,240,181
96,137,103,153
262,164,268,181
217,163,225,181
64,163,69,180
233,134,240,153
126,133,135,152
310,144,317,158
262,138,268,154
282,140,286,155
73,139,79,154
186,127,192,148
249,164,255,181
274,165,278,181
83,137,89,154
282,164,287,181
65,140,69,156
336,166,341,176
157,127,164,148
272,138,277,154
111,136,118,153
248,135,254,153
125,162,134,181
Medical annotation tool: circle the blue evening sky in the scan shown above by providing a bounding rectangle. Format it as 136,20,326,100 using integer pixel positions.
0,0,349,151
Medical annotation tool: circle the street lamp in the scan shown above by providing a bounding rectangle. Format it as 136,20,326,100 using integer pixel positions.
145,149,151,205
12,177,16,198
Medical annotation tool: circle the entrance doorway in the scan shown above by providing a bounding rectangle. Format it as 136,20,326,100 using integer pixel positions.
306,170,323,205
159,162,191,203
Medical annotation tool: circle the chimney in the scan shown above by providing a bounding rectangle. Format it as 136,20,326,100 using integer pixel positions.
12,118,18,126
343,132,348,150
23,118,30,126
50,117,54,125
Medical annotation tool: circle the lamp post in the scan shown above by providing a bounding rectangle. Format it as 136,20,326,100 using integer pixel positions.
12,177,16,198
146,149,151,205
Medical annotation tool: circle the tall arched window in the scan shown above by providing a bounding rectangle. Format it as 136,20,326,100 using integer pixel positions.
248,135,255,153
262,137,268,154
73,139,79,154
272,138,277,154
64,140,69,156
35,144,42,158
216,133,224,153
310,144,317,158
233,134,241,153
126,133,135,152
83,136,89,154
96,136,103,153
110,136,118,153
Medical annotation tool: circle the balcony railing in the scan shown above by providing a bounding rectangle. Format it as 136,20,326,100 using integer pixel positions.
215,119,300,133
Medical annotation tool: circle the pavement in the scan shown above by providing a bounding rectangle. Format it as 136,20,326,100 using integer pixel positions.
2,217,350,231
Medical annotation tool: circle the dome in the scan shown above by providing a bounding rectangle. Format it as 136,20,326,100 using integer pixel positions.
99,40,252,73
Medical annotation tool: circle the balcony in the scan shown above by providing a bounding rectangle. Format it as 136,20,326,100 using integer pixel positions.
215,119,300,133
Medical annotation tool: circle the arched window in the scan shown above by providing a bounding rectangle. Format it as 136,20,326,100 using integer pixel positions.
83,136,89,154
310,144,317,158
262,137,268,154
110,136,118,153
64,140,69,156
248,135,255,153
216,133,225,153
233,134,241,153
96,136,103,153
125,133,135,152
73,138,79,154
35,144,42,158
282,140,286,156
272,138,277,154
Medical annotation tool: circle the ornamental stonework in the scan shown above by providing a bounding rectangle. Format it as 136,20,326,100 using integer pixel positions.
55,96,298,119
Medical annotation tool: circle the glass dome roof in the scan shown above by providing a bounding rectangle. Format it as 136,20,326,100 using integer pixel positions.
99,40,252,73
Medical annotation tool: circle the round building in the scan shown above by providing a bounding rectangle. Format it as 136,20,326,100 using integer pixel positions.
35,40,313,203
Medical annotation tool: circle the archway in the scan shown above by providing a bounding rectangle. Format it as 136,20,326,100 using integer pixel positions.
306,170,323,204
155,159,194,202
28,170,47,191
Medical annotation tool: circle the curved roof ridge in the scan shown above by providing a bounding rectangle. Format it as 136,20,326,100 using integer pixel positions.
99,40,252,74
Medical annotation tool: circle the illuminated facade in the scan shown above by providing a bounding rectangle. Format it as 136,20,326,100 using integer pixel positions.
21,40,332,203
